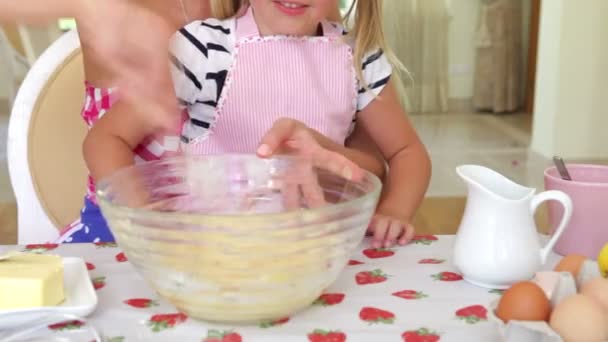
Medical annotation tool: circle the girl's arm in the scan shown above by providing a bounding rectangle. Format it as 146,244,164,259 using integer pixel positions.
358,80,432,244
313,124,386,180
82,101,150,183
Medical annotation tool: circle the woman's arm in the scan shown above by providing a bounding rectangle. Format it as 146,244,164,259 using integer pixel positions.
0,0,84,24
1,0,182,134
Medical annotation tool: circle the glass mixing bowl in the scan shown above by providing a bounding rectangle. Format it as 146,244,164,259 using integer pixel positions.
96,154,381,323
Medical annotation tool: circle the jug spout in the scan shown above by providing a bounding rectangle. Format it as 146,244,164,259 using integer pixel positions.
456,165,535,202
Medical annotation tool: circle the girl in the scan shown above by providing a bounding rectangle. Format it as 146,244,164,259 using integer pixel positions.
58,0,385,243
80,0,431,248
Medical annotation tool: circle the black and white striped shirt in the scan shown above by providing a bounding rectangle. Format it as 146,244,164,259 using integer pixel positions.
169,17,393,142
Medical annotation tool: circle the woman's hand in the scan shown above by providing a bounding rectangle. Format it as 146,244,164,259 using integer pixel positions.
75,0,181,135
0,0,183,134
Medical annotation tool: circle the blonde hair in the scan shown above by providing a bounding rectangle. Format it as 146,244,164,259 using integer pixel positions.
210,0,405,97
210,0,243,19
342,1,405,91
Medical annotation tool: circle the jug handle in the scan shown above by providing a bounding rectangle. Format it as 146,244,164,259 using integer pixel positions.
530,190,573,264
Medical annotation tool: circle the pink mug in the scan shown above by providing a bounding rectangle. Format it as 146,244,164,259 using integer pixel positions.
545,164,608,259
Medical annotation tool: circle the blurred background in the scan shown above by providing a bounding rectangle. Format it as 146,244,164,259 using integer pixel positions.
1,0,607,242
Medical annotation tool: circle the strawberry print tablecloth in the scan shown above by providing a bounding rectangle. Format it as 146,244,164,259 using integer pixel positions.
0,235,560,341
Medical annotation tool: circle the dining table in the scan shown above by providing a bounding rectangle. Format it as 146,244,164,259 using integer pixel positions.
0,234,562,342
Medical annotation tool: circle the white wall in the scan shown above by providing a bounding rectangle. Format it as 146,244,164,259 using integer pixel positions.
531,0,608,159
447,0,480,99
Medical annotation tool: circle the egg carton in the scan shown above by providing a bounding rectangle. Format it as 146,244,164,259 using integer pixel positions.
488,260,601,342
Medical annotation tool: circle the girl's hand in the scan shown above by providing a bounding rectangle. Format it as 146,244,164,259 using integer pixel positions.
257,118,364,181
368,214,416,248
257,118,365,209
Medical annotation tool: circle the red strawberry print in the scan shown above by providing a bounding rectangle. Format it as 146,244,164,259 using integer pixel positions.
308,329,346,342
411,235,438,245
148,313,188,332
431,272,463,281
94,242,117,248
124,298,159,308
203,329,242,342
455,305,487,324
402,328,440,342
259,317,290,328
92,276,106,290
393,290,428,300
86,262,95,271
48,320,85,331
363,248,395,259
356,269,388,285
314,293,345,306
24,243,58,253
115,252,128,262
348,259,364,266
359,307,395,324
419,258,445,264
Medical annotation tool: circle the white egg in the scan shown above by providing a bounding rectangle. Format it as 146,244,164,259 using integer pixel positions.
550,294,608,341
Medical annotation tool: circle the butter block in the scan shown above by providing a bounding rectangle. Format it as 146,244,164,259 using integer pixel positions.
0,254,65,309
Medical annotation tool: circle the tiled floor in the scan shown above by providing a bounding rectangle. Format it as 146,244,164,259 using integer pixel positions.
412,112,552,197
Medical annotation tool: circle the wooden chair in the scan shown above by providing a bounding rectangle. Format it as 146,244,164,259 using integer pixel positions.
8,30,88,244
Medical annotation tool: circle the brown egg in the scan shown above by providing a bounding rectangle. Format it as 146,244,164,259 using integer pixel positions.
550,294,608,341
581,277,608,313
495,281,551,323
554,254,587,278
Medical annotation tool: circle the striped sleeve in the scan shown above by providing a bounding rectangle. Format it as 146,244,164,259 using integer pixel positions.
169,21,208,107
169,19,235,105
168,18,235,140
357,48,393,111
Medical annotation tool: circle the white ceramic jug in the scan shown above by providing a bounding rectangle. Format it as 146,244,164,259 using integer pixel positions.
453,165,573,289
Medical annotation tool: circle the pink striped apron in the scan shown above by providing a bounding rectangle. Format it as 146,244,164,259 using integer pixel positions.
182,7,357,155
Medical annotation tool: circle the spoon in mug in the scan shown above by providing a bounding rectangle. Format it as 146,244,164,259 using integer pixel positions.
553,156,572,181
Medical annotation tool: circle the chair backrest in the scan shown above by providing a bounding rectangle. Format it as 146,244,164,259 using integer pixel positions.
8,29,88,244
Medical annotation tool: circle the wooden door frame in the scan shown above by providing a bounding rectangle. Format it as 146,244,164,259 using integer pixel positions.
525,0,541,114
